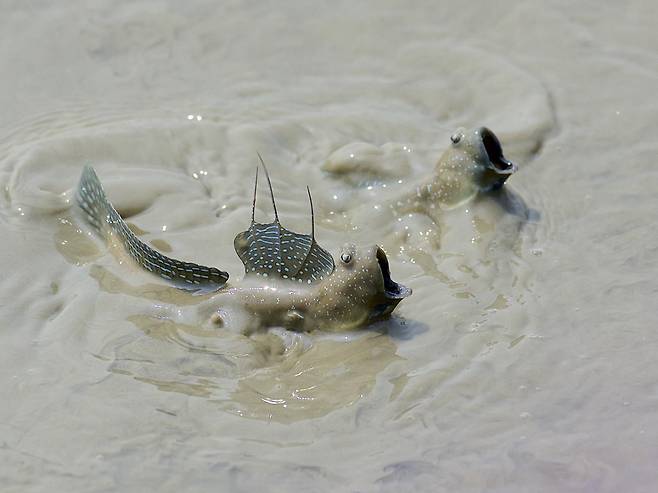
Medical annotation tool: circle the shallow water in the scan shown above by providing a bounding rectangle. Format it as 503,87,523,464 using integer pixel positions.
1,1,658,492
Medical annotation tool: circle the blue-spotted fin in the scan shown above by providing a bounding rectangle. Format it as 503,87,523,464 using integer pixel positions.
234,158,335,283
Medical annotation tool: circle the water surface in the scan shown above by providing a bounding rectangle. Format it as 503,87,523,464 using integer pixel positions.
1,1,657,492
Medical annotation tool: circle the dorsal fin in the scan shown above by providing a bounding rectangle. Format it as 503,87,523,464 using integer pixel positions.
234,158,335,283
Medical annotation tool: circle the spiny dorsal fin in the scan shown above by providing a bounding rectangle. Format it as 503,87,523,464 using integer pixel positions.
233,157,335,283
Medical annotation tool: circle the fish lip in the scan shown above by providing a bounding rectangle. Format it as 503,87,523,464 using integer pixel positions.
376,247,412,301
480,127,517,175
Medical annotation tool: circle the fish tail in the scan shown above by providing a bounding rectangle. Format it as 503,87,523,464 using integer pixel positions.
77,165,108,233
76,166,229,292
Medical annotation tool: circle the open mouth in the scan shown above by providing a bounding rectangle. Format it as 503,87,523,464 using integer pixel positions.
376,247,411,300
481,127,517,175
369,247,412,321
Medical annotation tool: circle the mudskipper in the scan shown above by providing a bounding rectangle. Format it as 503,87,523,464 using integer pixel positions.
76,159,411,333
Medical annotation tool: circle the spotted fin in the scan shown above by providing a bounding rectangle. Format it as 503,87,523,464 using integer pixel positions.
233,159,335,283
76,166,229,293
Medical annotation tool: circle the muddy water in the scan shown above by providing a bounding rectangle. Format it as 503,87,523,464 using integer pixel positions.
1,1,658,492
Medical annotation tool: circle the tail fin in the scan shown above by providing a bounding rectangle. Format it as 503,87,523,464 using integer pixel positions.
76,166,229,292
77,166,108,233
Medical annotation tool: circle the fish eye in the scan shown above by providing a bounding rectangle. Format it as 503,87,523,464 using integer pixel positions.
450,132,463,144
340,253,352,264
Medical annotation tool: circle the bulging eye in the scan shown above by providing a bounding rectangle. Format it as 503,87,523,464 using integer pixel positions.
340,253,352,264
450,132,462,144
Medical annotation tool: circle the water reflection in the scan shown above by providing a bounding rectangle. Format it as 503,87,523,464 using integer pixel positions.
54,216,101,265
226,332,399,423
103,313,403,423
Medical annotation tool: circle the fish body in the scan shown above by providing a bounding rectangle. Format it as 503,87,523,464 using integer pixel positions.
202,243,408,333
76,163,410,333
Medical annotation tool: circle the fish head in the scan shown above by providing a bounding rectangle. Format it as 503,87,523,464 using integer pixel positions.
437,126,517,191
318,243,411,328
